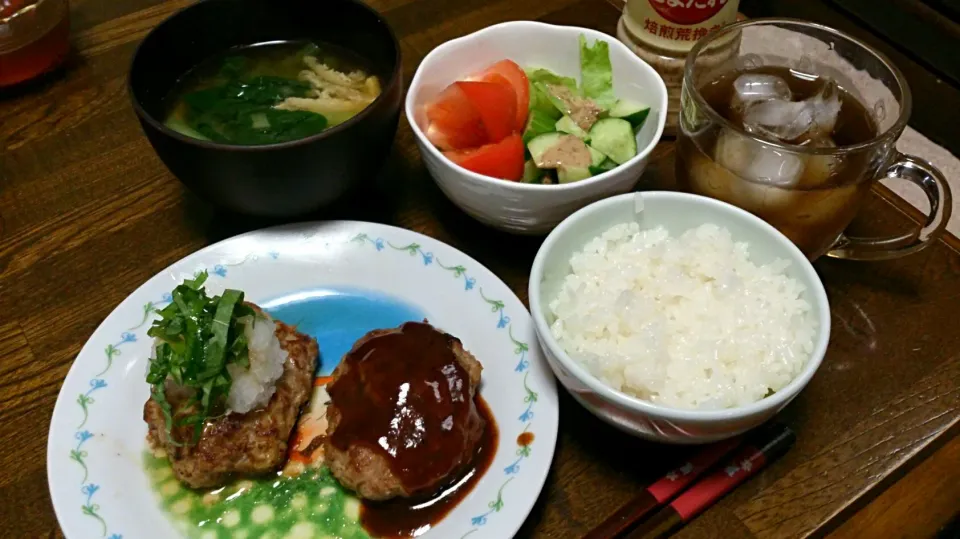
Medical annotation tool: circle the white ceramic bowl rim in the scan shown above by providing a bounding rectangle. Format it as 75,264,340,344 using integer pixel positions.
529,191,832,422
404,20,668,192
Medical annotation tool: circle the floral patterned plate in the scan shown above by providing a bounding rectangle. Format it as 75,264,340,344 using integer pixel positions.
47,221,558,539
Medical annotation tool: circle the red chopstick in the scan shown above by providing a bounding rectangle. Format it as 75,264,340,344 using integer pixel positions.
625,423,796,539
582,436,743,539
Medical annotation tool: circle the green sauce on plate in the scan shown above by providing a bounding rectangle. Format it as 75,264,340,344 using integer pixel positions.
144,452,368,539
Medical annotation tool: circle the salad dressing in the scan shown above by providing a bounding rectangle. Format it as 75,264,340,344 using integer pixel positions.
546,83,603,130
538,135,593,169
425,34,650,184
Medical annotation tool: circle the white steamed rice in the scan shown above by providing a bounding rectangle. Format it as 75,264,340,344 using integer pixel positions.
225,313,288,414
548,222,816,410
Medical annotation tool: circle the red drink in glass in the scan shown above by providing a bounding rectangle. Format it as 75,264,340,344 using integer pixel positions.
0,0,70,88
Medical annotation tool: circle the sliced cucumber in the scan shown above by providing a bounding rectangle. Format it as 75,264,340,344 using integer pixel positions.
556,115,590,141
558,165,592,184
588,118,637,165
521,160,543,183
608,99,651,131
588,145,607,167
589,157,618,176
526,132,563,167
523,109,559,144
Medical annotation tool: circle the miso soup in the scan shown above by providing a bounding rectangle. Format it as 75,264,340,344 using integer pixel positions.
163,41,382,145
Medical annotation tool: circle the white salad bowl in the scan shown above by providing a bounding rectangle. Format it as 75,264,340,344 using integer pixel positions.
528,192,832,444
405,21,668,235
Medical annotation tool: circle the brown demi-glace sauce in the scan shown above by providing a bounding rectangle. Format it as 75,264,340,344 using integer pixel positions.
361,397,498,538
517,431,534,446
326,321,499,537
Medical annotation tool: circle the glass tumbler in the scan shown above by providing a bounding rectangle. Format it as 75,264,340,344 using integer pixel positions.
0,0,70,88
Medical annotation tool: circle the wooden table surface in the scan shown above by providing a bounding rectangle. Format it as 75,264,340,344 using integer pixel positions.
2,0,959,538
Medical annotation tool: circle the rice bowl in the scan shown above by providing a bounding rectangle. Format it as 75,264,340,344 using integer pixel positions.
529,191,831,443
548,222,817,410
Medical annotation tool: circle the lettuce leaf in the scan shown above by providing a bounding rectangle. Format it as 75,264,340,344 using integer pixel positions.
579,35,616,109
525,67,578,90
522,108,560,144
525,68,578,120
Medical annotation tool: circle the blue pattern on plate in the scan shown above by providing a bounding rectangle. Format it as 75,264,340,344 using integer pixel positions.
67,252,279,537
351,234,540,538
65,234,542,539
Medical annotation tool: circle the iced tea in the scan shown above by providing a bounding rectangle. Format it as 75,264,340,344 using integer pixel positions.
677,65,885,259
677,20,951,261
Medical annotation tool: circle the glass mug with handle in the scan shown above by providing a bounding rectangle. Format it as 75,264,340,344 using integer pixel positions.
676,18,952,260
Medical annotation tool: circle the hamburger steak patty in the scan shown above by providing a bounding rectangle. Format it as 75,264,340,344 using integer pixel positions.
144,319,318,489
324,322,485,501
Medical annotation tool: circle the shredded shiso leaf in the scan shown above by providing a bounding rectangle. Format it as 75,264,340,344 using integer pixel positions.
145,271,256,445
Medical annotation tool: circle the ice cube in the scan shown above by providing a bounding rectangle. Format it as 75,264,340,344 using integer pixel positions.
731,74,792,111
715,130,803,187
742,80,842,144
742,99,814,142
709,130,804,215
800,137,839,187
686,150,740,204
804,81,841,141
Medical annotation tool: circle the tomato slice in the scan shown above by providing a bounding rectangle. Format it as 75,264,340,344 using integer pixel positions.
444,133,525,181
424,83,487,151
454,80,516,144
424,59,529,151
471,60,530,132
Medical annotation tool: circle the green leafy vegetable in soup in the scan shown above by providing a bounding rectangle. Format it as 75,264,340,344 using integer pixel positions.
146,271,255,444
164,41,382,145
180,76,328,145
